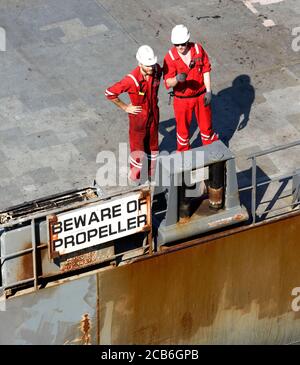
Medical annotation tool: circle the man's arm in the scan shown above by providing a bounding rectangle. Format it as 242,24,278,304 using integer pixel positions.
163,56,186,89
203,72,211,92
105,78,142,115
110,98,142,115
166,76,179,88
203,72,212,106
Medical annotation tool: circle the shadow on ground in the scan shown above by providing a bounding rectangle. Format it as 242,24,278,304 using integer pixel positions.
159,74,255,152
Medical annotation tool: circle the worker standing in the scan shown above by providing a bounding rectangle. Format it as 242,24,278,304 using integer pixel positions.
163,24,218,152
105,45,162,185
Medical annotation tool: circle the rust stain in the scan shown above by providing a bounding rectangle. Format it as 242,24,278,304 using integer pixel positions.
61,251,97,272
138,187,151,201
140,224,151,233
17,242,34,282
178,217,190,225
208,213,248,227
85,189,97,200
81,313,91,345
48,214,59,259
98,212,300,344
208,186,223,209
64,313,93,345
181,311,193,339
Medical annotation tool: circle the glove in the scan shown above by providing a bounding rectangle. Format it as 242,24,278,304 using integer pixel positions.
176,73,187,83
204,91,212,106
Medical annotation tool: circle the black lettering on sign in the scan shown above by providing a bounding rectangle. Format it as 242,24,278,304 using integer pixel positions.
127,200,137,213
101,207,111,221
127,216,137,230
52,222,62,235
89,211,100,225
53,238,63,249
64,218,73,232
118,221,126,233
108,224,117,235
74,214,86,228
99,225,108,238
137,214,147,227
87,229,97,242
112,204,121,218
65,235,75,248
76,232,86,245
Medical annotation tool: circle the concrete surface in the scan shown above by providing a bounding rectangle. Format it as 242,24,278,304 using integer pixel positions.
0,0,299,213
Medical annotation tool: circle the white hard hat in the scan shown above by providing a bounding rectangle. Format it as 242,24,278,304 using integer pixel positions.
171,24,190,44
136,45,157,66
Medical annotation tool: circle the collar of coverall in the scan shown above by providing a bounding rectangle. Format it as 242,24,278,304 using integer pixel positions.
172,42,197,60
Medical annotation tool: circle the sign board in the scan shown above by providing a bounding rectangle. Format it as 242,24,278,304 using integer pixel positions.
48,190,150,257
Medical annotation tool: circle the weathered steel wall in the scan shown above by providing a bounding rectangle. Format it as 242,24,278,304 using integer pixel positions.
1,212,300,344
0,275,98,345
97,213,300,344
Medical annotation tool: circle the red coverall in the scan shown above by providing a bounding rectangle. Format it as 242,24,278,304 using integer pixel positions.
163,42,218,152
105,65,162,181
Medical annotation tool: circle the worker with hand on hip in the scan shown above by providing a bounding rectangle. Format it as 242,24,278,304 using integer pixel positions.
105,45,162,185
163,24,218,152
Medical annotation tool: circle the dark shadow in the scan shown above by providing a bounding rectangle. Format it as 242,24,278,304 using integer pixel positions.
159,115,201,153
114,232,147,265
159,75,255,152
213,74,255,146
259,177,290,222
158,117,176,153
237,166,271,222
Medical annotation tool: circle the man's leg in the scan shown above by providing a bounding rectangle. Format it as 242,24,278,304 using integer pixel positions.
174,97,193,152
129,125,147,182
147,119,159,179
195,94,218,145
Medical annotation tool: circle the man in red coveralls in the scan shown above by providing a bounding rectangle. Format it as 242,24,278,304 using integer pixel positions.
105,45,162,185
163,24,218,152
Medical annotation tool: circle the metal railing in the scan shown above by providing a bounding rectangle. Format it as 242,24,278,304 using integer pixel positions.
239,140,300,224
0,186,152,295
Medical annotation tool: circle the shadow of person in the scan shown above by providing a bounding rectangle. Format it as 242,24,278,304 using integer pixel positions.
212,75,255,146
237,165,270,222
158,118,176,153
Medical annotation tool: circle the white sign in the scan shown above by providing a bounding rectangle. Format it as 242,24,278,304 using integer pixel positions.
48,191,150,256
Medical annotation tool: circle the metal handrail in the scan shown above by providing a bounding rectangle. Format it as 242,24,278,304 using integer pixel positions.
31,219,38,291
240,139,300,223
247,140,300,159
0,243,151,294
259,199,300,215
0,244,47,261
